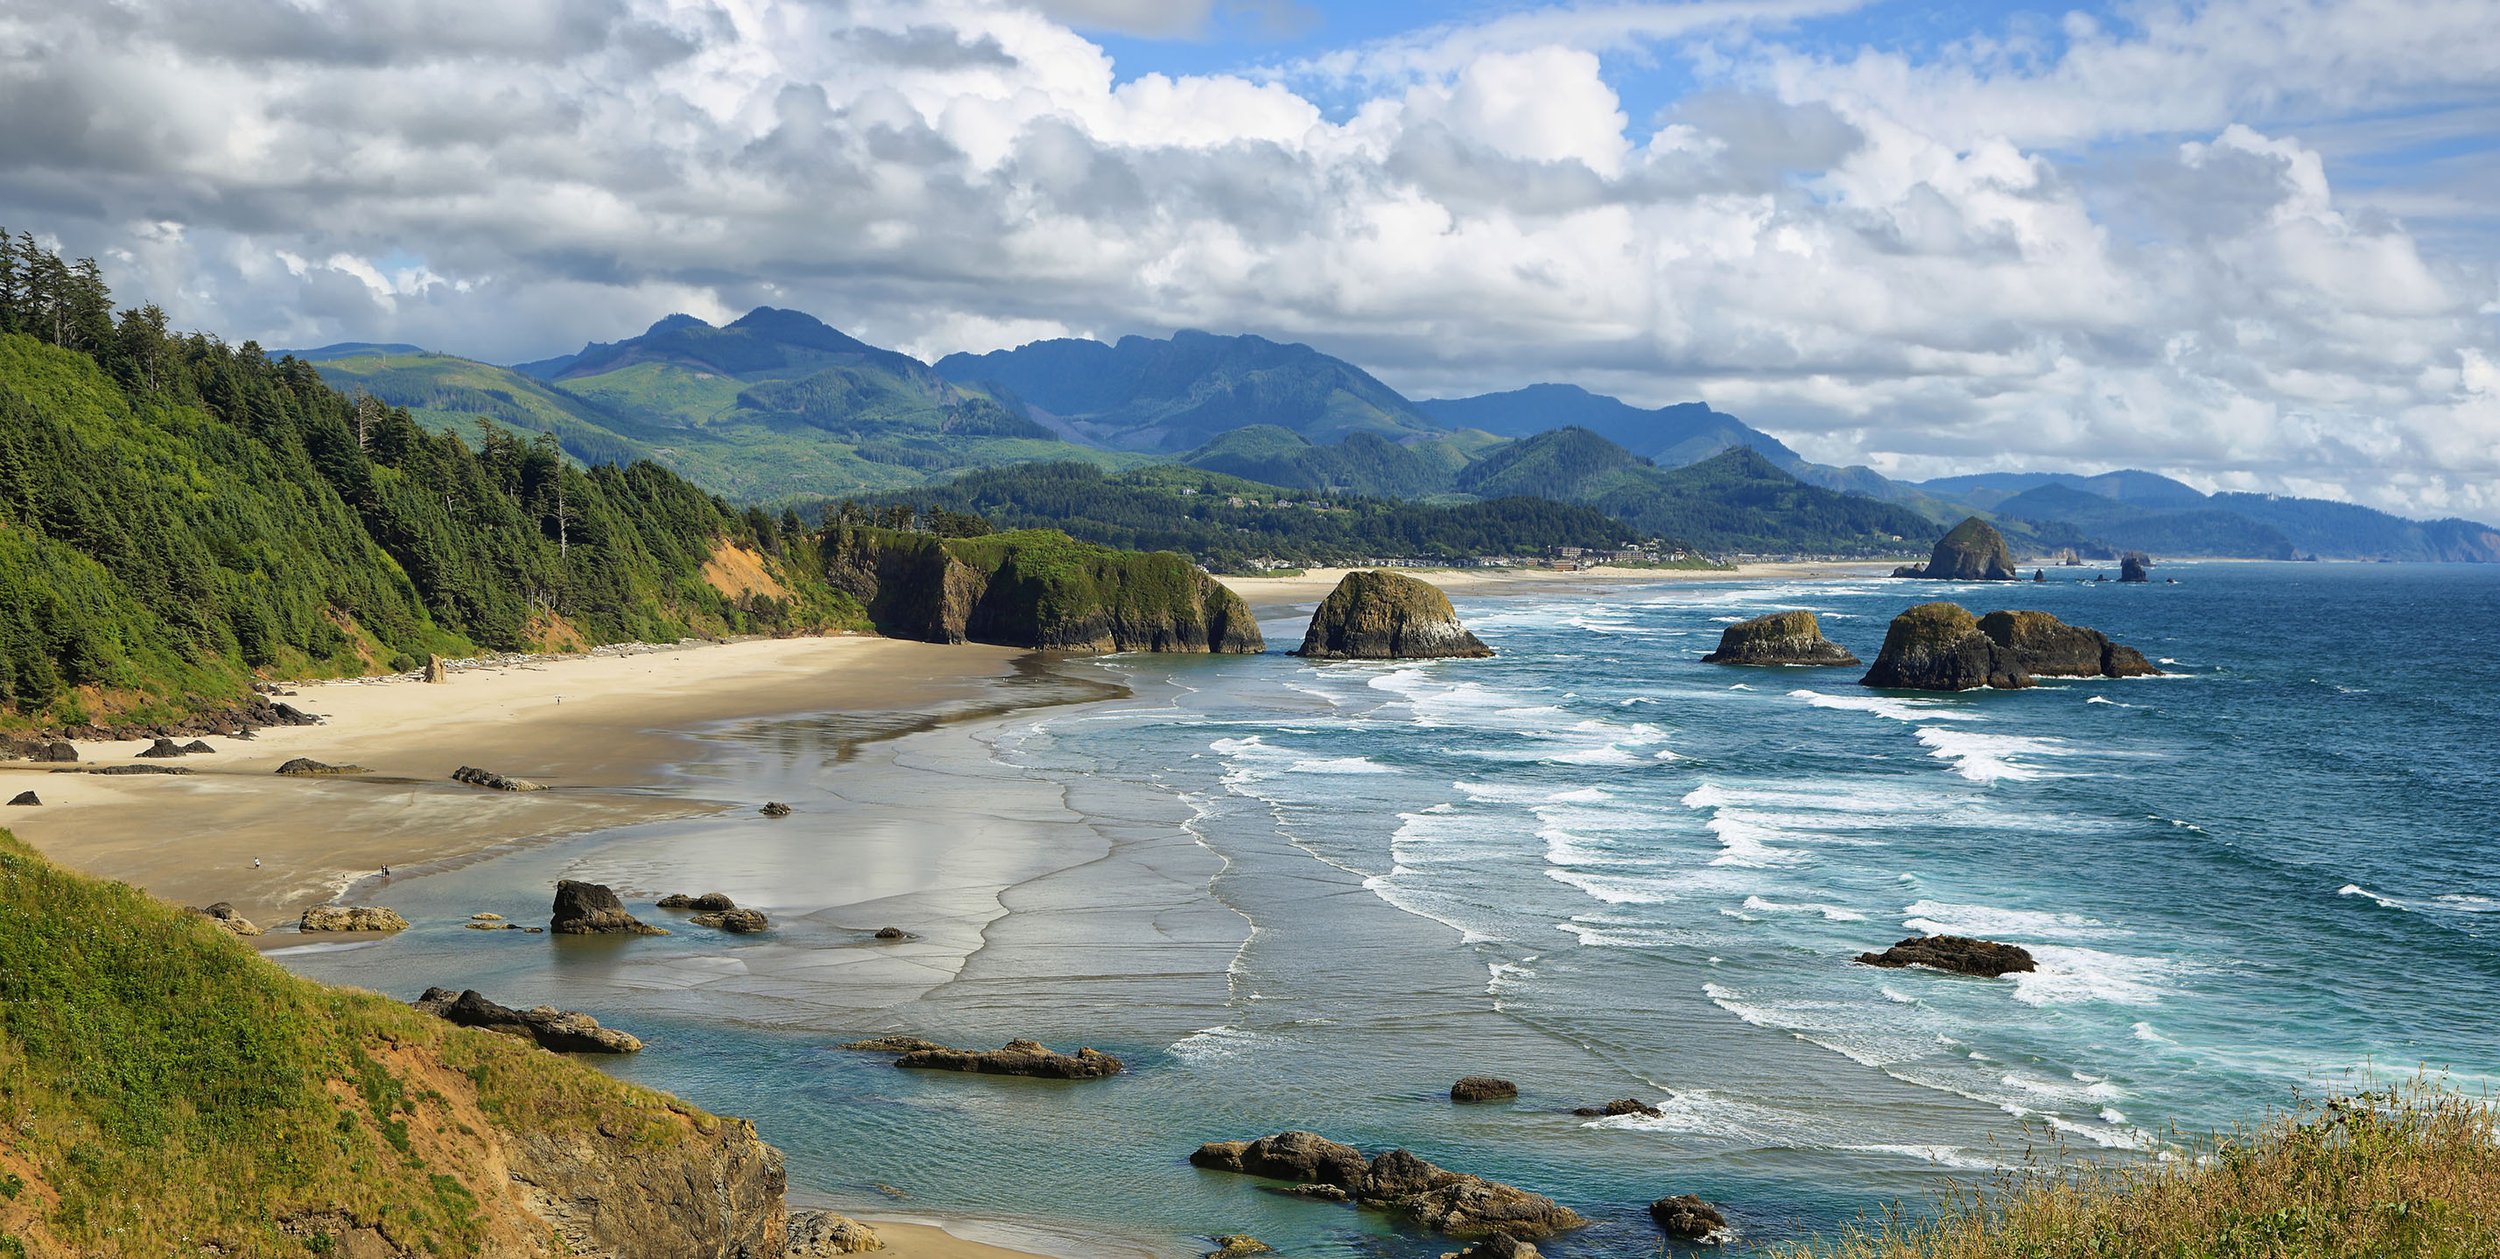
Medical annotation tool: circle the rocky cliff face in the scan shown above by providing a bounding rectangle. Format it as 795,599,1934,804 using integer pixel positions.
824,525,1263,653
1860,602,2033,691
1293,571,1494,660
1701,610,1859,666
1894,517,2019,580
1976,610,2159,678
508,1110,788,1258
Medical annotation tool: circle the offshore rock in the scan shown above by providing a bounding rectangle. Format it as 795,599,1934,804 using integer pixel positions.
1208,1236,1275,1258
1294,571,1494,660
1571,1098,1664,1118
786,1210,883,1255
1650,1195,1732,1244
1450,1076,1518,1103
1701,610,1859,666
412,986,643,1053
1191,1132,1587,1241
1975,610,2161,679
657,892,737,911
550,879,667,935
1856,935,2037,978
1859,602,2032,692
891,1038,1124,1080
300,905,409,932
275,757,366,775
453,765,545,792
2120,552,2151,582
1893,517,2019,581
759,801,793,817
841,1036,952,1054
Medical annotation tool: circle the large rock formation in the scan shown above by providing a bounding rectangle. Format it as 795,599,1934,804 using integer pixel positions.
872,1037,1125,1080
2119,552,2151,582
299,905,410,932
1975,610,2160,679
1293,571,1493,660
822,524,1264,653
1856,935,2037,977
0,736,77,763
412,987,644,1053
1701,610,1859,666
549,880,666,936
786,1210,883,1255
1859,603,2033,691
1190,1132,1588,1240
1894,517,2020,581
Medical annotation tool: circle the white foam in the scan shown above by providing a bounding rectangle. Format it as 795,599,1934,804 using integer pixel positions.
2131,1020,2174,1044
1916,727,2067,783
2010,945,2173,1007
1742,895,1867,921
2338,883,2405,910
1168,1025,1269,1065
2435,894,2500,914
1840,1144,2007,1172
1902,900,2113,941
1793,688,1982,723
1286,755,1395,774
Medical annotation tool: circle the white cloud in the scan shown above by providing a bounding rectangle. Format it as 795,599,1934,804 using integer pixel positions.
1,0,2495,518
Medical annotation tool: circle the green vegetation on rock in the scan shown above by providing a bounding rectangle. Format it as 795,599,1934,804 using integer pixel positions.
1293,570,1493,660
823,523,1263,653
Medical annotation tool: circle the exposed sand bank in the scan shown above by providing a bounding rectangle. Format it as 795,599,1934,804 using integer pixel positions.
1220,560,1892,612
0,634,1033,931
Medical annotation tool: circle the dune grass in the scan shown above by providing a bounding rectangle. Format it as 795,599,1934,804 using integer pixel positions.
1778,1083,2500,1259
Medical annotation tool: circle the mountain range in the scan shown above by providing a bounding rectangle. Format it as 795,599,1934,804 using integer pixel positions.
295,307,2500,564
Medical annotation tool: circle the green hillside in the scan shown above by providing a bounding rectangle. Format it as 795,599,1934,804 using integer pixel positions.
1182,424,1478,498
0,234,859,729
867,461,1642,571
0,828,788,1255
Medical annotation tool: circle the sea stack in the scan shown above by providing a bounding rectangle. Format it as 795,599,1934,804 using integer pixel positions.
1860,602,2032,691
1294,571,1493,660
1893,517,2020,581
1701,610,1859,666
1975,610,2159,678
549,880,667,935
2119,553,2151,582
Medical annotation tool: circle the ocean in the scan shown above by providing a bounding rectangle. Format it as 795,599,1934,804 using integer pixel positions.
275,562,2500,1256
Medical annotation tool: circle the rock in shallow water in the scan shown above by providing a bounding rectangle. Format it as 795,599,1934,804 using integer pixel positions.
657,891,736,911
1860,602,2032,692
452,764,544,792
299,905,408,932
1855,935,2037,977
1294,571,1494,660
1701,610,1859,666
550,879,666,935
411,986,642,1053
275,757,366,775
1450,1075,1518,1103
1190,1131,1587,1240
1570,1097,1663,1118
1975,610,2159,679
1650,1194,1732,1244
887,1038,1124,1080
691,907,769,933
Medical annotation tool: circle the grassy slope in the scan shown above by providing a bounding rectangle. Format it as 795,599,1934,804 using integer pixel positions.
1781,1085,2500,1259
0,829,749,1257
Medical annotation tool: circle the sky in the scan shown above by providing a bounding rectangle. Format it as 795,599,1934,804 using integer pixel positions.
3,0,2497,518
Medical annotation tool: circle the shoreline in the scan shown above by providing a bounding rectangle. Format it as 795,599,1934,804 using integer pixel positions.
1218,559,1893,613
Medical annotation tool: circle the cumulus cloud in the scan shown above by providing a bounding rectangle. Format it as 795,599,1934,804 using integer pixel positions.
0,0,2495,518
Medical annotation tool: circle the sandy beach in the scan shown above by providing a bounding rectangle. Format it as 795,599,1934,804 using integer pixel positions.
0,634,1036,933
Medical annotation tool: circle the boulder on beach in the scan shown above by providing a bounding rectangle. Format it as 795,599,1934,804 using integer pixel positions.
135,738,189,759
657,892,736,912
1450,1076,1518,1103
299,905,410,933
423,653,448,683
452,765,545,792
1893,517,2020,581
549,879,666,936
885,1038,1125,1080
691,907,769,933
1700,610,1859,667
2,737,77,763
1859,602,2033,692
759,801,792,817
1294,571,1494,661
411,986,642,1053
275,757,367,776
2120,552,2151,582
6,791,37,806
1975,610,2160,679
1650,1195,1732,1245
1855,935,2037,978
1190,1132,1588,1241
188,902,263,937
785,1210,882,1256
1571,1098,1663,1118
86,763,191,775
